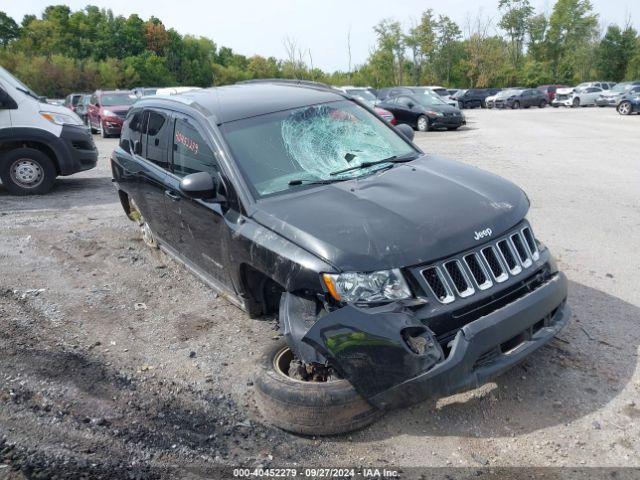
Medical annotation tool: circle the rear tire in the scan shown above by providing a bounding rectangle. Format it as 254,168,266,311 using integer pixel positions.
539,100,547,108
254,339,382,436
0,148,57,195
100,120,109,138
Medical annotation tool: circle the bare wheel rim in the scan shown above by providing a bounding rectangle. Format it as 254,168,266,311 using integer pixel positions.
9,159,44,189
273,346,340,384
417,117,428,131
619,102,630,114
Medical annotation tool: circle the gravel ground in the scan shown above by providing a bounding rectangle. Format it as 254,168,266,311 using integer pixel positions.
0,107,638,478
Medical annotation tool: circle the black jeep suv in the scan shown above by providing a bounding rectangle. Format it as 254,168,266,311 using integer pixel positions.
111,80,569,435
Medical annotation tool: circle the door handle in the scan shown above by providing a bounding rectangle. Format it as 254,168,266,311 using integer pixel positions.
154,138,159,146
164,190,181,201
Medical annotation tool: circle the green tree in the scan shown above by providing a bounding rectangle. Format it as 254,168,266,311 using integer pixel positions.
404,10,436,85
0,11,20,46
596,24,638,81
373,19,405,85
498,0,534,69
433,15,462,85
546,0,599,81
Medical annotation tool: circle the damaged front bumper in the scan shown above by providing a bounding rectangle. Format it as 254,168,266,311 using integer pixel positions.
281,271,569,411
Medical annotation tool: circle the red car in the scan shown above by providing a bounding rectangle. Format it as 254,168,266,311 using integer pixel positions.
87,90,137,138
537,85,569,103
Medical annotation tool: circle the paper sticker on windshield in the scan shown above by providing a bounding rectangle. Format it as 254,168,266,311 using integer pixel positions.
175,131,199,155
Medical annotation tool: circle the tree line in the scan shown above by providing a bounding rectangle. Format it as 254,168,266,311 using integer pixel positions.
0,0,638,98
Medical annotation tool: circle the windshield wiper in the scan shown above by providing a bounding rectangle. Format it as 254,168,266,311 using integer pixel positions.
16,86,43,101
288,177,350,187
329,152,419,176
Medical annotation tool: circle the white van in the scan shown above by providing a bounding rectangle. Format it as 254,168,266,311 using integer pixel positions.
0,66,98,195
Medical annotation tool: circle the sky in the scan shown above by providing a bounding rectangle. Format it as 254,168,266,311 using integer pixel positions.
4,0,640,71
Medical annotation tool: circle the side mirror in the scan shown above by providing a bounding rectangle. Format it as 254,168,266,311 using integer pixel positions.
179,172,218,200
395,123,415,142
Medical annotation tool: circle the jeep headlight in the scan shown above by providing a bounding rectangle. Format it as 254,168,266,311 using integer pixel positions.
322,269,412,304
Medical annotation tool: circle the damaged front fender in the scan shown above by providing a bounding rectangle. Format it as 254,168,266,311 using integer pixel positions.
288,297,443,402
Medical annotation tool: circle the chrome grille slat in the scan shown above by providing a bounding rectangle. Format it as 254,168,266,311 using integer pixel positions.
444,260,475,298
419,224,539,304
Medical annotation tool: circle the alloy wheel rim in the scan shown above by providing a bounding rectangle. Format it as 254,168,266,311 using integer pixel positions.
418,118,427,130
10,159,44,188
619,103,630,114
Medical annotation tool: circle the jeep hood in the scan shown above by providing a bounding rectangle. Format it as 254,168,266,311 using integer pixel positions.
251,155,529,272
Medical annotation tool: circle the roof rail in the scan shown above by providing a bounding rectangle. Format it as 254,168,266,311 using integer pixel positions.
236,78,334,91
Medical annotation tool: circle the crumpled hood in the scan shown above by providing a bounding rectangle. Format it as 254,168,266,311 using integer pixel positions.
251,155,529,272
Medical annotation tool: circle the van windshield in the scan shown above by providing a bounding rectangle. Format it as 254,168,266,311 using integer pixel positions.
0,66,43,102
221,100,417,198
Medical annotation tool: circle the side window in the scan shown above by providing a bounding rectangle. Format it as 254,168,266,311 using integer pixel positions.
90,94,97,105
397,96,412,107
145,110,171,169
172,118,218,177
128,110,145,145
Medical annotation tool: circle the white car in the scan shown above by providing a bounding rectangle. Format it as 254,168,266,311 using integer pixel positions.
155,86,202,96
416,86,458,107
553,86,604,107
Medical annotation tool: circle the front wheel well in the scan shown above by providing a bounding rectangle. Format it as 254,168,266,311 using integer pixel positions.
240,264,285,318
0,141,60,174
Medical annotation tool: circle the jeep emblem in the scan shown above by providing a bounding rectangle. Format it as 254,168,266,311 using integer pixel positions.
474,228,493,241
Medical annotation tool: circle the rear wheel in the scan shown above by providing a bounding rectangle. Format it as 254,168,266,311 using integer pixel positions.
617,101,632,115
254,339,381,436
0,148,57,195
100,120,109,138
128,198,158,249
539,100,547,108
416,115,429,132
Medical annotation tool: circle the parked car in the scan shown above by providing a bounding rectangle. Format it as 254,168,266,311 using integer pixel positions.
616,91,640,115
133,87,159,98
408,86,458,107
0,66,97,195
63,93,85,113
485,89,520,108
111,80,568,435
537,85,569,103
495,88,548,109
74,94,91,125
46,98,65,106
334,87,395,124
552,86,603,107
595,81,640,107
87,90,137,137
377,93,465,131
456,88,501,109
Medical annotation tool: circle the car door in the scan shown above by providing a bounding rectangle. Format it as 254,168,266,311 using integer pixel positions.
393,96,417,126
585,87,602,104
118,108,174,242
162,114,232,288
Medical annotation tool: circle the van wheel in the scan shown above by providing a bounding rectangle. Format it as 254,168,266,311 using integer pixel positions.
254,339,382,436
416,115,429,132
0,148,56,195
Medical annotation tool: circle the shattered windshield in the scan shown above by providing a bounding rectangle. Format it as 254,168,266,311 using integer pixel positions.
221,100,417,198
